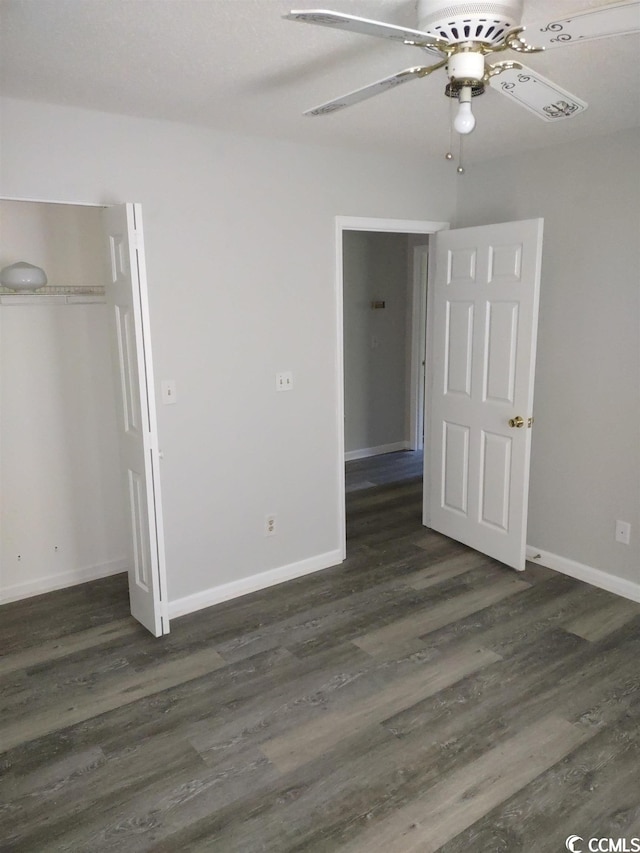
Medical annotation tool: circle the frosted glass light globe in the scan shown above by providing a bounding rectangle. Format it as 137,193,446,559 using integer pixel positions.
0,261,48,292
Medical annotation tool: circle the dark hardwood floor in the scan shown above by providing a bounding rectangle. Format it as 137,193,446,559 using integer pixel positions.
345,449,424,492
2,452,640,851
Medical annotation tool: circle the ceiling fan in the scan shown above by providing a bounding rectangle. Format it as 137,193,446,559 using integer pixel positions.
285,1,640,140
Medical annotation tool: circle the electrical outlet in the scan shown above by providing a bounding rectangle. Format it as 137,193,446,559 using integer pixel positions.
265,514,277,536
615,520,631,545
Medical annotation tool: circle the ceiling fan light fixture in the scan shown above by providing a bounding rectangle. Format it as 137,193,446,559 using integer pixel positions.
288,0,638,131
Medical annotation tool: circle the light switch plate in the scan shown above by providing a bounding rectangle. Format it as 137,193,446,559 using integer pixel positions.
161,379,177,405
276,371,293,391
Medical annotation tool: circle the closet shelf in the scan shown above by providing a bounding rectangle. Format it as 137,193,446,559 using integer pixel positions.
0,286,106,306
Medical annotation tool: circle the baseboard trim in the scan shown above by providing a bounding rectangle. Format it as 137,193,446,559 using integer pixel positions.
345,441,410,462
168,548,344,620
526,546,640,603
1,558,128,604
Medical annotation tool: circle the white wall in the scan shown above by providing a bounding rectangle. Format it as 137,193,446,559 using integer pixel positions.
343,231,410,456
457,129,640,589
0,97,457,608
0,300,127,601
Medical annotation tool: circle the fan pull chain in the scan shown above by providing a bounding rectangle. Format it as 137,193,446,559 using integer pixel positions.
445,80,454,162
457,133,465,175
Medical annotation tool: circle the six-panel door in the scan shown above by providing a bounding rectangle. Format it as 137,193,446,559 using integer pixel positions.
425,219,544,570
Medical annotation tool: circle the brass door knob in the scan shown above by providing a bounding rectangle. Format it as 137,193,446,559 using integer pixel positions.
509,416,525,428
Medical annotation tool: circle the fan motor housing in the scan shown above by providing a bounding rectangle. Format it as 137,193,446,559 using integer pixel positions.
416,0,523,44
447,50,486,83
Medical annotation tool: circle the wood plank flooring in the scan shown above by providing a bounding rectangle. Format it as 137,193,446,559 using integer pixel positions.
2,452,640,851
345,449,424,492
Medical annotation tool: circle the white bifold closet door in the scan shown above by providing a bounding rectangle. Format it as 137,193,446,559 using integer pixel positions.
103,203,169,636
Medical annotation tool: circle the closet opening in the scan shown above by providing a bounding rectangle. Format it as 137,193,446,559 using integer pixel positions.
0,199,128,606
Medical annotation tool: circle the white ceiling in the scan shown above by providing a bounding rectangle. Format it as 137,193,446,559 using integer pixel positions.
1,0,639,162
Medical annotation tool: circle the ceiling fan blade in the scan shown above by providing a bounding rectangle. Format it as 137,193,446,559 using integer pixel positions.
527,0,640,48
493,64,588,121
285,9,445,54
302,62,447,116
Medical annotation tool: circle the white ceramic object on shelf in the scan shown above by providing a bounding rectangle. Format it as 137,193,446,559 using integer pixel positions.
0,261,48,292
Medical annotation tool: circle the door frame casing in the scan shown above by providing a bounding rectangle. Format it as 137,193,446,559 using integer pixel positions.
408,244,430,451
0,196,104,206
335,216,449,558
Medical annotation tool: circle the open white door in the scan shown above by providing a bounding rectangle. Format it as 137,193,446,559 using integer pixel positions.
103,203,169,636
424,219,543,570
